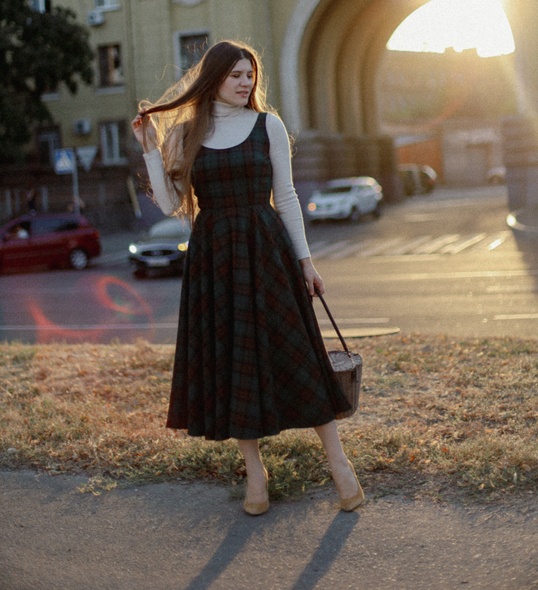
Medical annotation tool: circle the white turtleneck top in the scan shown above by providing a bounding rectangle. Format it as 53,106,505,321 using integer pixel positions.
143,101,311,260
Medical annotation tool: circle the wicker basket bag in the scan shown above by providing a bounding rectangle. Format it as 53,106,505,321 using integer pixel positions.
316,289,362,420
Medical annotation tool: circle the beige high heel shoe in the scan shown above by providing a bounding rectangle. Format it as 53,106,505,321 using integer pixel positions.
337,460,365,512
243,468,269,516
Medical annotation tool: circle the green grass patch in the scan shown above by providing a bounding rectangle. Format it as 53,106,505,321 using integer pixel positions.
0,336,536,502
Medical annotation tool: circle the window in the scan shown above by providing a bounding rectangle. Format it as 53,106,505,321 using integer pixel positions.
100,120,127,165
31,0,51,13
98,45,124,87
176,32,209,74
32,218,79,236
9,221,31,238
94,0,120,10
36,128,61,166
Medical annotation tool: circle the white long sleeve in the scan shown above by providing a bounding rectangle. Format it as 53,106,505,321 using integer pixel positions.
143,149,180,216
265,113,311,260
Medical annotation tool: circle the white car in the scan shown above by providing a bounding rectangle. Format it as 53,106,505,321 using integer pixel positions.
307,177,383,223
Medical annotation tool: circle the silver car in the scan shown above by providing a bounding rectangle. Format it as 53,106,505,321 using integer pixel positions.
307,177,383,223
128,218,191,278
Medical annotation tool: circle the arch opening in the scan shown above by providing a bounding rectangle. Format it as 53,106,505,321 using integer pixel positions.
282,0,521,199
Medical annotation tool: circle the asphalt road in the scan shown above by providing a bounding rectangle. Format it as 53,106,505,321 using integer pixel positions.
0,185,536,343
309,185,538,338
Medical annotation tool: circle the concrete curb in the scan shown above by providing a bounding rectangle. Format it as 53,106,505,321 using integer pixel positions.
321,327,400,338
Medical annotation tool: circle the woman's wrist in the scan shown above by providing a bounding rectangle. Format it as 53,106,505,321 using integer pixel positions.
140,139,158,154
299,257,314,268
143,147,160,159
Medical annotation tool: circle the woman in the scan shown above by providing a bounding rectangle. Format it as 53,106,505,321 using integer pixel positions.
132,40,364,515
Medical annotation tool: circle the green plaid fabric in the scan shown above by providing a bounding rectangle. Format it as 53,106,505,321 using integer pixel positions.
166,113,350,440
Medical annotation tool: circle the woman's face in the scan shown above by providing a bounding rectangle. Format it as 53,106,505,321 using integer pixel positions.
216,58,254,107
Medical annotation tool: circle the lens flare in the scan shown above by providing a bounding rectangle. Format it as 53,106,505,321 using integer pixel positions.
28,275,155,343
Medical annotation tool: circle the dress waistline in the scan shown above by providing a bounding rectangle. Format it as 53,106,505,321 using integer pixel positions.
199,203,267,211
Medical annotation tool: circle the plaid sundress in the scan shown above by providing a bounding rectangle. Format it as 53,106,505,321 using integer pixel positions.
166,112,351,440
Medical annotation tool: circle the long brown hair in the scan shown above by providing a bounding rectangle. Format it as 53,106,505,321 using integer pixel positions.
139,40,270,220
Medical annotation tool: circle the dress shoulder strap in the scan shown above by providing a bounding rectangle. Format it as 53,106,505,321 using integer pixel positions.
255,112,268,126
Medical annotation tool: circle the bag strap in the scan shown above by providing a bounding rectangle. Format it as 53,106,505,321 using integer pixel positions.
314,287,350,354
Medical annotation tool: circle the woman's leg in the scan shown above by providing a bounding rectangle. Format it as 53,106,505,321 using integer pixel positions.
237,439,269,514
314,421,364,509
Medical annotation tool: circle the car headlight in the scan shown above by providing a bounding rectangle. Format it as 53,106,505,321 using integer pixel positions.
129,244,138,254
307,203,317,212
177,242,188,252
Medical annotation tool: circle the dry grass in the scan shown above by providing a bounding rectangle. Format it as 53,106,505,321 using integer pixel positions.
0,335,536,502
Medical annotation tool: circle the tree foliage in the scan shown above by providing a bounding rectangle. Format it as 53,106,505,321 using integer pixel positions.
0,0,94,161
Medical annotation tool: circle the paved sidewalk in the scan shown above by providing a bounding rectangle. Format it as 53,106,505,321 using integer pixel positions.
1,470,536,590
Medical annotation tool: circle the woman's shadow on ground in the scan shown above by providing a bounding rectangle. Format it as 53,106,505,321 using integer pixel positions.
183,504,360,590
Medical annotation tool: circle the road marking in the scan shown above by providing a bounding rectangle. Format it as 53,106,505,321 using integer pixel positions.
413,234,461,254
486,230,512,251
404,213,436,222
321,327,400,338
317,317,391,325
370,254,442,262
325,241,368,259
355,237,406,257
439,233,487,254
312,232,512,259
311,239,350,258
493,314,538,321
486,285,535,293
364,269,538,282
387,235,432,255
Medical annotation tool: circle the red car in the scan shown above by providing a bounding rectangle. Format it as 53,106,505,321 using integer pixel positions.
0,213,101,273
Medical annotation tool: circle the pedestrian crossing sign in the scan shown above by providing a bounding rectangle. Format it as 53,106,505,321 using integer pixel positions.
54,148,76,175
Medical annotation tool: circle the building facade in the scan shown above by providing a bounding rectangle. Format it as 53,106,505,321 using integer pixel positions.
3,0,537,227
35,0,285,174
3,0,295,226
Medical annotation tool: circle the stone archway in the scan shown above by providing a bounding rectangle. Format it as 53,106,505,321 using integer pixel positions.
279,0,430,203
279,0,534,206
280,0,428,136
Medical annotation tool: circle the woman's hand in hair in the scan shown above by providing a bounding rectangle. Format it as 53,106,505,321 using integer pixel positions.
131,112,158,153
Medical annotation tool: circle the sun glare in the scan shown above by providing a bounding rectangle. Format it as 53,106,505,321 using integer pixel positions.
387,0,515,57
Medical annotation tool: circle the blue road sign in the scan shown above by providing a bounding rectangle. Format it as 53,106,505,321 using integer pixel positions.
54,148,76,175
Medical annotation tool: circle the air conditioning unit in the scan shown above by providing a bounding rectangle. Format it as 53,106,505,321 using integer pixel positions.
73,119,92,136
87,9,105,26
